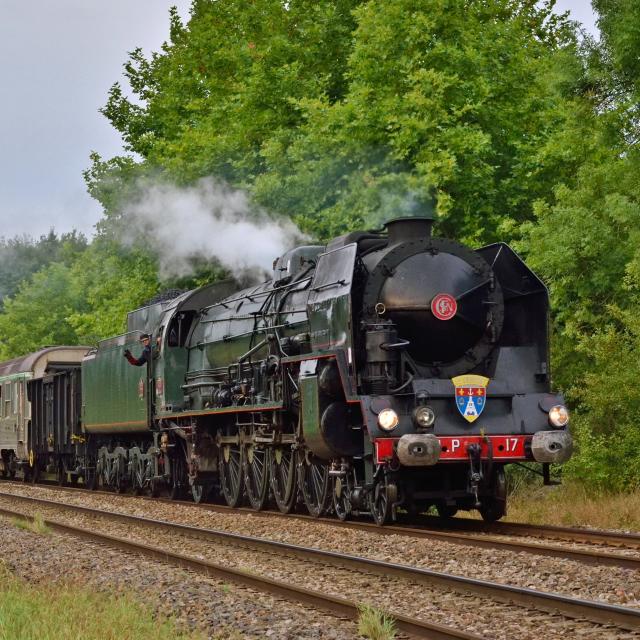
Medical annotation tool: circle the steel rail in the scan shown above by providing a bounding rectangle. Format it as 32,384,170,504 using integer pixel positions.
313,519,640,570
411,515,640,548
0,504,478,640
1,491,639,632
207,506,640,571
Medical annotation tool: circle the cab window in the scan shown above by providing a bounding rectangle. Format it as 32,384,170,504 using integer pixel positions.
168,311,196,347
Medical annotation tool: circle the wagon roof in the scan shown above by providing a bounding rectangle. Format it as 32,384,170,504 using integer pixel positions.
0,346,90,379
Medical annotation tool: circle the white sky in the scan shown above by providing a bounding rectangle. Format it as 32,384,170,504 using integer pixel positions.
0,1,192,240
0,1,598,240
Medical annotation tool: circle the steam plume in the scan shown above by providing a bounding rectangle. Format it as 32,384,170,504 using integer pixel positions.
120,178,307,279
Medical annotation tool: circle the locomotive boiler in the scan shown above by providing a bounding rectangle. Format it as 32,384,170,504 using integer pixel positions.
74,211,571,523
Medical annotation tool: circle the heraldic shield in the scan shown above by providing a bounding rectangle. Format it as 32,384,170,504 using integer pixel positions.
452,375,490,423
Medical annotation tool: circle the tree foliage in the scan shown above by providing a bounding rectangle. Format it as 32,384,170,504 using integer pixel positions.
0,263,82,358
0,237,158,359
90,0,579,243
517,0,640,489
0,231,86,308
66,239,159,345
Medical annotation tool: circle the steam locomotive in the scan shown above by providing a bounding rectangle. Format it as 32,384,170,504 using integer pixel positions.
0,213,572,524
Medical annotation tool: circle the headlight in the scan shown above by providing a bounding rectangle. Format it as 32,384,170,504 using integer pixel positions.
378,408,399,431
548,405,569,428
413,405,435,429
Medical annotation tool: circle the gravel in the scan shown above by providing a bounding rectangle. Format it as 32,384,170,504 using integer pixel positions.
0,513,358,639
0,484,637,610
0,485,639,639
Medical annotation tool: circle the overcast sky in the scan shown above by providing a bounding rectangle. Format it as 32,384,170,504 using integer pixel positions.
0,1,598,241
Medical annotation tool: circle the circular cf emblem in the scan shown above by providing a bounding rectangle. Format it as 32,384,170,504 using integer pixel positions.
431,293,457,321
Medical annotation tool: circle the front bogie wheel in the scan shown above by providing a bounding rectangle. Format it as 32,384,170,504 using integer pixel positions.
169,454,187,500
191,483,209,504
371,479,397,526
85,465,97,490
333,476,351,522
57,462,67,487
479,466,507,523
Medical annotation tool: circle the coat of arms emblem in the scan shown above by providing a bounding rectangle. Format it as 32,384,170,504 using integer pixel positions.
452,375,490,423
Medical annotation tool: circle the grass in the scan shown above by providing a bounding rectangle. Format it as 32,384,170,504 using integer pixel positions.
357,604,396,640
506,481,640,530
11,512,50,535
0,563,204,640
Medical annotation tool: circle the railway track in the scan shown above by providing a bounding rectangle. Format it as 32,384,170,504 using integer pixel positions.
0,489,639,637
3,478,640,570
0,496,477,640
181,500,640,570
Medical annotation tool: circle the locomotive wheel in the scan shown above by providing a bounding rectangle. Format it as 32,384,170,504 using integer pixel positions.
298,451,330,518
85,465,97,491
143,459,155,495
269,446,296,514
371,479,397,526
149,477,162,498
1,454,15,479
30,453,39,485
244,443,269,511
56,463,67,487
131,453,144,495
436,505,458,519
97,449,109,490
114,454,128,494
219,428,244,508
479,466,507,523
169,454,187,500
333,477,351,522
191,483,208,503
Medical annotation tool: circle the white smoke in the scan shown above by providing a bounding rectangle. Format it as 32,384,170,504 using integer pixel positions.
120,178,307,279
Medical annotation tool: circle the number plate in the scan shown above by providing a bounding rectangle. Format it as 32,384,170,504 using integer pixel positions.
438,435,528,461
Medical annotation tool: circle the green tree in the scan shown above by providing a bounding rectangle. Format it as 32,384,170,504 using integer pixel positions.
89,0,580,244
94,1,361,193
0,236,159,358
593,0,640,97
257,0,581,241
0,263,84,359
67,239,159,344
517,0,640,489
0,231,86,308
